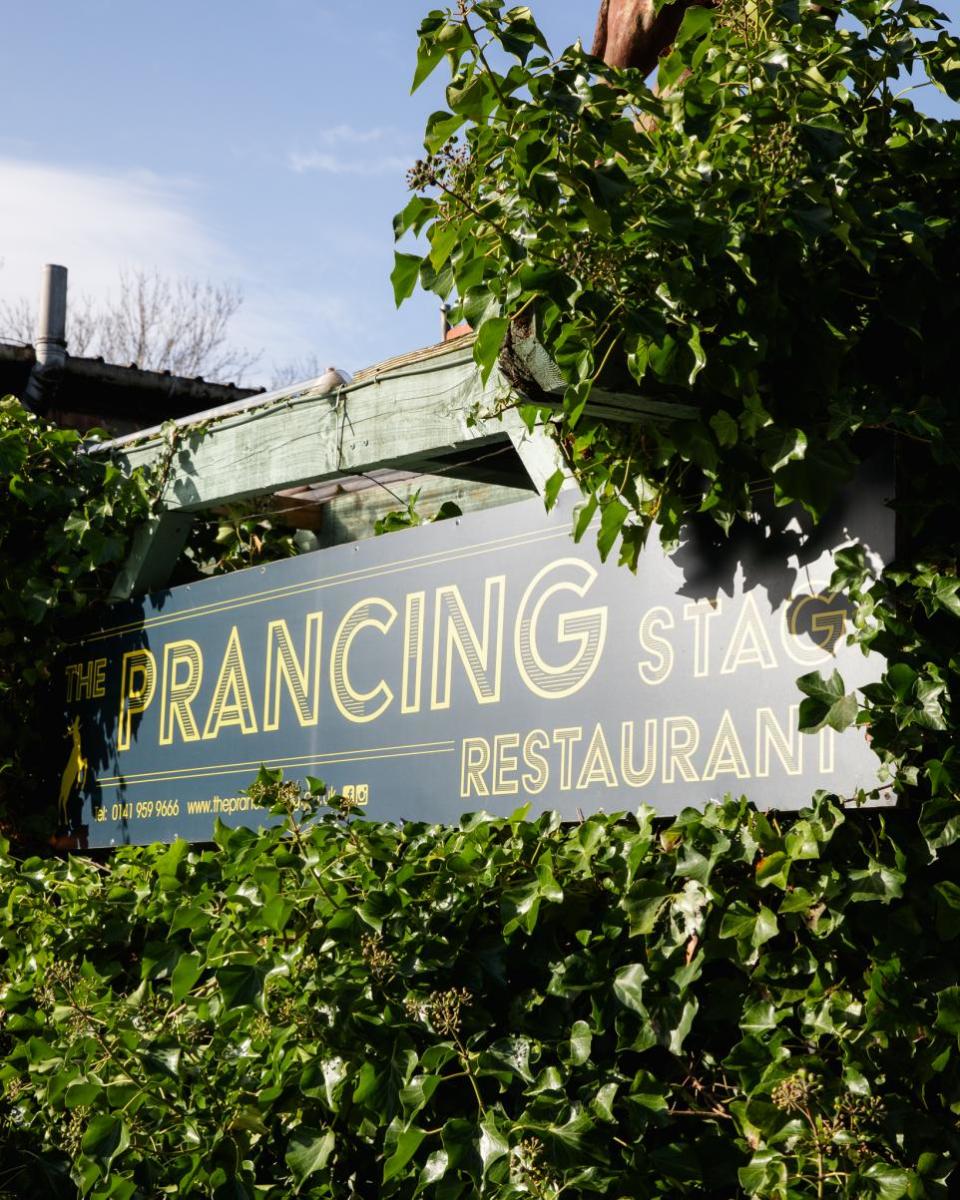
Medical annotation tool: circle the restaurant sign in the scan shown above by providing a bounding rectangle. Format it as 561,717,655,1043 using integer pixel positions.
63,463,893,846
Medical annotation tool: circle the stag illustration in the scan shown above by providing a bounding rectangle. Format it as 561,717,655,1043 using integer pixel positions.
59,717,88,827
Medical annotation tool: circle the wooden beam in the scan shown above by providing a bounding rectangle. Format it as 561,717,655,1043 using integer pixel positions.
114,342,508,512
503,320,697,421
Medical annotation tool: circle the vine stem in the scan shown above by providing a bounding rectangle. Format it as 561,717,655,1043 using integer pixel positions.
462,17,510,111
591,328,624,385
453,1033,486,1114
801,1105,825,1200
284,798,342,909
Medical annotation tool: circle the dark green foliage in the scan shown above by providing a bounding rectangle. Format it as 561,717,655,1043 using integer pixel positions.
0,398,150,841
172,499,301,583
401,0,960,558
2,785,960,1197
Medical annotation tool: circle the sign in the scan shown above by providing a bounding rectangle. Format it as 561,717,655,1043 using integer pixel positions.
63,462,893,846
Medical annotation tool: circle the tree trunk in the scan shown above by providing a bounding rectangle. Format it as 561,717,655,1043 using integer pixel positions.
591,0,711,75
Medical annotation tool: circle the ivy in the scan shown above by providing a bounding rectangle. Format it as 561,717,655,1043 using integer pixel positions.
0,398,151,843
400,0,959,545
1,783,960,1196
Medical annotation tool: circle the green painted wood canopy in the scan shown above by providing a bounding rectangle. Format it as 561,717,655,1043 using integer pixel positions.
96,332,689,601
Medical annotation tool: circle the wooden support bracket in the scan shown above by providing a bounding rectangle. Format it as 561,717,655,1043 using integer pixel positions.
110,512,194,602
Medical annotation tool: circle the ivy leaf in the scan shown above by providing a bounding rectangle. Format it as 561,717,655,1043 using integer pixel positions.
286,1128,335,1193
860,1165,911,1199
709,410,739,447
739,1150,788,1194
414,1150,449,1195
473,317,510,383
171,952,203,1003
597,499,628,562
573,493,598,542
934,881,960,940
931,575,960,618
391,253,422,307
81,1115,130,1169
544,468,566,510
920,797,960,853
570,1020,592,1065
412,43,445,93
65,1079,101,1108
613,963,648,1014
383,1126,427,1183
761,428,807,474
217,963,267,1011
797,670,858,733
686,326,707,383
478,1114,510,1178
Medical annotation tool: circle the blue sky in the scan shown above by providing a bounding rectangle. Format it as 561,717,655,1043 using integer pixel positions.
0,2,955,387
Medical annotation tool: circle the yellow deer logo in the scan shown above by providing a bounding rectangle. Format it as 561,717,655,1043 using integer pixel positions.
58,717,88,827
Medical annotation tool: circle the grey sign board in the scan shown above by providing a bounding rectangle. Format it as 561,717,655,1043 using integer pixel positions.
62,461,893,846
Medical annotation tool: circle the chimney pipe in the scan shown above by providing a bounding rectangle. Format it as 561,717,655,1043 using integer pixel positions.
36,264,68,368
440,303,451,342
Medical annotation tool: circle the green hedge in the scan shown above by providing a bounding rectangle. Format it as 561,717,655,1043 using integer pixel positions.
2,783,959,1198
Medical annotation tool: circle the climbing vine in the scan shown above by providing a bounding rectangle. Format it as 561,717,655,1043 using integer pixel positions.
0,398,151,844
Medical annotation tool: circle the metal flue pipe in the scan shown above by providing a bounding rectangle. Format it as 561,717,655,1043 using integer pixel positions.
36,263,68,368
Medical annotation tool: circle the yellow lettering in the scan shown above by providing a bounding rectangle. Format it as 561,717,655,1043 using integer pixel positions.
401,591,426,714
118,649,156,753
76,660,94,701
431,577,504,709
781,588,848,666
755,705,802,777
576,723,618,789
819,726,836,774
461,737,491,797
263,614,323,732
720,593,778,674
702,709,750,782
92,658,107,698
331,598,397,723
493,733,520,796
637,606,674,686
514,558,607,699
73,657,107,701
621,718,657,788
159,640,203,746
522,729,550,795
203,626,258,741
683,597,721,678
65,663,79,704
663,716,700,784
553,726,583,790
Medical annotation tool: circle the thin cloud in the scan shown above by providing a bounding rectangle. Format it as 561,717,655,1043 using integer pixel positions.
288,124,413,175
313,124,391,147
287,149,411,175
0,158,229,308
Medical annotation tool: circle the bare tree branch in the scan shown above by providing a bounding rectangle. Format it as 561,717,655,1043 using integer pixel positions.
0,268,259,384
0,296,35,346
270,355,329,390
